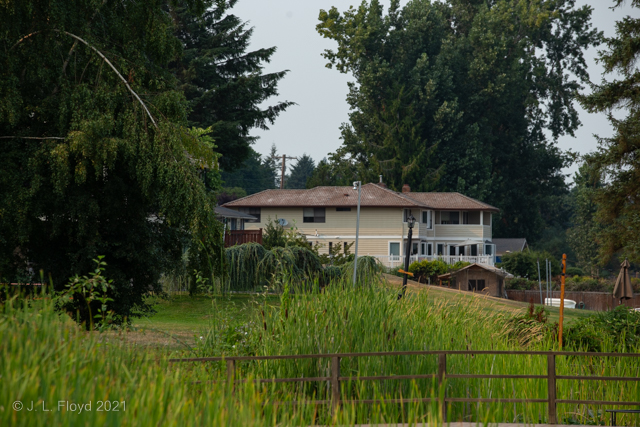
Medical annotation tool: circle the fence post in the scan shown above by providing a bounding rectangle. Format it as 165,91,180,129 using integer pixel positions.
547,354,557,424
227,358,236,393
331,356,341,412
438,353,447,422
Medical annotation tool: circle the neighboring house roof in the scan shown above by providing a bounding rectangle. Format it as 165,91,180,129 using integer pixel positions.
438,263,514,279
223,183,500,212
404,192,499,212
492,238,529,256
215,206,257,220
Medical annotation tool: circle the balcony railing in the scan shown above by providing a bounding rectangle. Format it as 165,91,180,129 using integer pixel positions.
373,255,494,269
224,229,262,248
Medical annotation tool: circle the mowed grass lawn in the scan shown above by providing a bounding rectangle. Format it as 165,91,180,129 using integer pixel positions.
126,276,591,350
124,293,279,350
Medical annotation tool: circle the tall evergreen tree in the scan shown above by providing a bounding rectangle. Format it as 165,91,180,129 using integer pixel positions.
0,0,222,321
172,0,294,171
220,147,279,195
579,0,640,262
316,0,601,240
567,164,603,276
285,155,316,189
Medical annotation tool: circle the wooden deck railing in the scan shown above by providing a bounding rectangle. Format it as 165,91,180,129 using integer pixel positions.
170,350,640,424
224,229,262,248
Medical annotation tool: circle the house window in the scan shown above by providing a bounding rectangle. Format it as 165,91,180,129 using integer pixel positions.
427,243,433,256
437,244,444,256
449,245,456,256
422,211,433,229
403,209,414,223
389,242,400,257
238,207,260,223
336,207,351,212
303,208,326,223
441,211,460,224
471,245,478,256
329,242,333,254
459,246,465,256
483,212,492,226
229,218,238,230
343,242,348,253
485,245,493,255
420,243,426,255
412,242,418,255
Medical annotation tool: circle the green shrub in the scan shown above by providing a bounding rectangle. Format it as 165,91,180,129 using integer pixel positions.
565,266,583,276
499,251,561,279
505,277,539,290
408,259,448,283
564,305,640,352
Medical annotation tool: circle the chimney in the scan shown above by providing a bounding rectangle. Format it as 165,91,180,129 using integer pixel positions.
377,175,387,188
402,184,411,193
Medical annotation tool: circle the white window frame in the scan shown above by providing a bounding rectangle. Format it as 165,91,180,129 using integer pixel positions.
420,242,426,256
436,243,445,256
422,210,433,229
388,241,401,259
427,243,433,256
403,209,414,223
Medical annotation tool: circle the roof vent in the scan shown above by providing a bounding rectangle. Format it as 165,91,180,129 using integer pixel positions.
377,175,387,188
402,184,411,193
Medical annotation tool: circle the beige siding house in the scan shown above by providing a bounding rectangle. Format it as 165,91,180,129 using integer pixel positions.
223,183,499,266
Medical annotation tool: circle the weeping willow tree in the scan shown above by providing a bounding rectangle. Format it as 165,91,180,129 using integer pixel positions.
224,243,382,291
0,0,224,321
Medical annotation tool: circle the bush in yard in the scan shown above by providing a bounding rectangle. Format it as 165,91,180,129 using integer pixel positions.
563,305,640,352
408,259,448,283
499,251,561,279
505,277,539,290
566,266,583,276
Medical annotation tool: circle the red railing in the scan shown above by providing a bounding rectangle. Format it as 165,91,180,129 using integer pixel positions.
224,229,262,248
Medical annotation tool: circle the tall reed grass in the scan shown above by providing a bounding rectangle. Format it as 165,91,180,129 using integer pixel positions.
0,290,454,426
195,278,640,425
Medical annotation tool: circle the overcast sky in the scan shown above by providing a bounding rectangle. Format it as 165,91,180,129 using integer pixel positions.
231,0,638,183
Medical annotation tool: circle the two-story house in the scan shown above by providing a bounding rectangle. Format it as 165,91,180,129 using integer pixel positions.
222,182,499,266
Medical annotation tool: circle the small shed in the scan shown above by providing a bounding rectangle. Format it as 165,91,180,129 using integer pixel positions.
438,263,513,297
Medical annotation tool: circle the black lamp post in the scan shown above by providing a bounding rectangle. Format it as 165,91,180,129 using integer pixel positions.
399,213,416,300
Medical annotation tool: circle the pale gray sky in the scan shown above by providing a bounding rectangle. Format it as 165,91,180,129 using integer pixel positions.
232,0,638,182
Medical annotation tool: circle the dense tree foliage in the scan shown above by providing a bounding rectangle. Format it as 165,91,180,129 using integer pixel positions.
172,0,294,171
316,0,601,240
567,164,603,276
0,0,223,321
220,146,278,195
579,0,640,263
285,154,316,189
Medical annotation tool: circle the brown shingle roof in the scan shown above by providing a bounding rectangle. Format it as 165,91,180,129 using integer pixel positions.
405,192,499,212
223,184,500,212
223,184,426,208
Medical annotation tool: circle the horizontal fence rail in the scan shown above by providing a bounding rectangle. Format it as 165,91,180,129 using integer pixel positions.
169,350,640,424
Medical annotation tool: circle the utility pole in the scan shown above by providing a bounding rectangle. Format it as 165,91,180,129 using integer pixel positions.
279,154,297,189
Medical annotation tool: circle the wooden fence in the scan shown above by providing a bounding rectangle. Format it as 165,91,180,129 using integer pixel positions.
506,290,640,311
224,229,262,248
170,350,640,424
